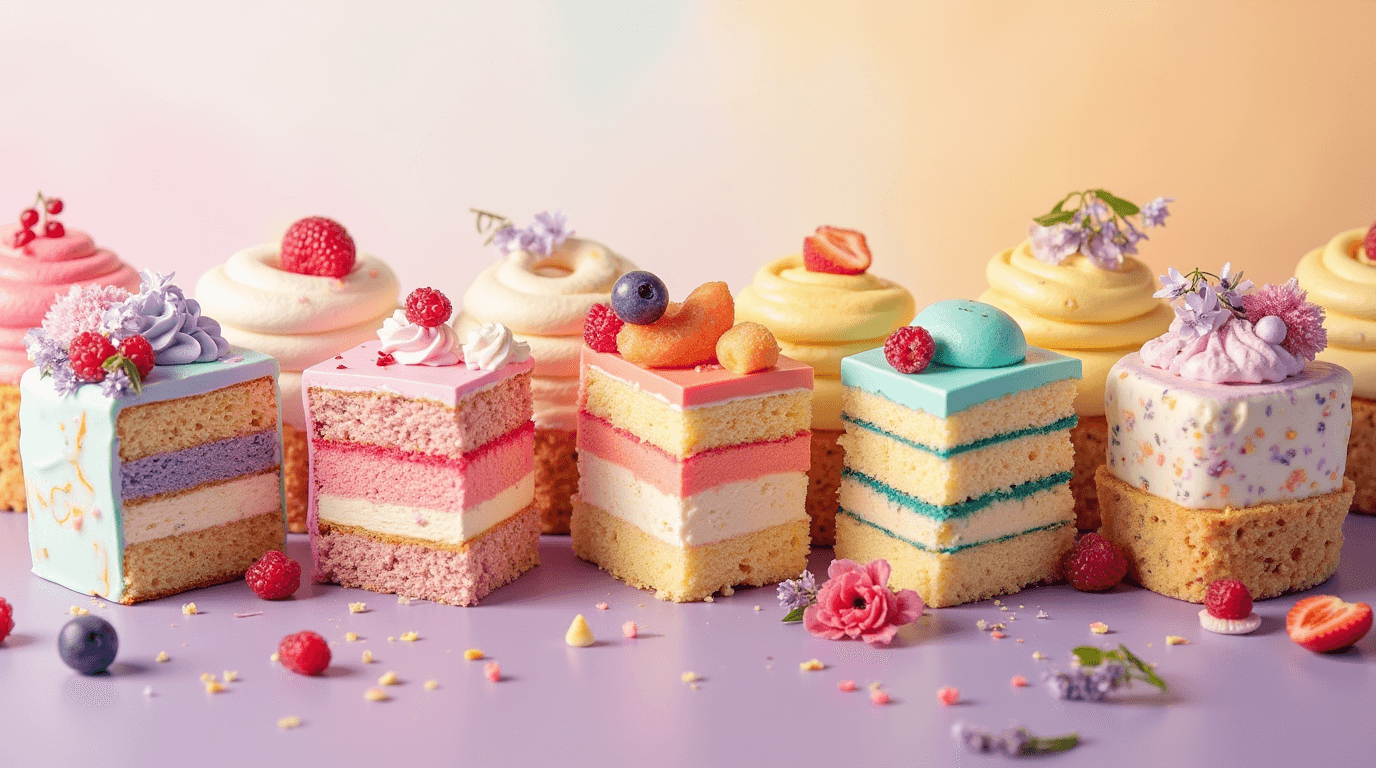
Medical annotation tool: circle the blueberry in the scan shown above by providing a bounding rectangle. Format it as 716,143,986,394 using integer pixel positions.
58,615,118,675
611,271,669,325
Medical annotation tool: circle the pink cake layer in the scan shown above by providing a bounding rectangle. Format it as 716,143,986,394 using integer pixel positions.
577,411,809,496
580,347,813,408
303,339,534,407
312,422,534,513
314,506,540,606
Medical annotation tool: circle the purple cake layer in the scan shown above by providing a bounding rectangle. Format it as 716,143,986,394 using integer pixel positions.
120,429,279,500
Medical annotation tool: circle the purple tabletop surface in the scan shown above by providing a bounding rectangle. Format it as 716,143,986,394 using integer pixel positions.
3,511,1375,767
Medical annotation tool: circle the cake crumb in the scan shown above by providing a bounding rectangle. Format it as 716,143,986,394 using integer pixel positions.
362,650,374,664
484,662,501,682
994,600,1002,605
799,659,825,672
143,686,153,697
204,680,225,694
348,602,367,613
223,671,238,683
1037,610,1050,619
565,614,596,647
68,605,89,616
155,651,170,663
270,653,280,663
1011,675,1029,688
345,632,359,643
181,603,198,615
200,673,217,683
378,671,399,686
838,680,858,692
397,596,412,605
1032,651,1047,660
1019,605,1025,609
870,688,892,705
463,648,485,661
976,619,987,630
1016,638,1025,643
722,586,734,597
1000,605,1009,612
423,680,439,691
704,596,715,603
622,621,638,639
991,631,1006,639
1166,635,1190,646
388,637,395,643
400,631,420,642
937,686,959,706
681,671,701,683
1090,622,1110,634
277,716,302,730
595,602,609,610
754,605,761,612
364,688,389,702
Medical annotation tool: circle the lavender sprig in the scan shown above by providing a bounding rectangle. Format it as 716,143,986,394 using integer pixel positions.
1029,190,1171,269
777,570,817,622
472,209,574,257
1152,264,1254,339
1044,644,1167,702
951,722,1080,756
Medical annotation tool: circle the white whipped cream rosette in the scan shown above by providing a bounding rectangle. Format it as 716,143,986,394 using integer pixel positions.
195,243,400,426
378,309,461,366
456,237,635,431
462,322,531,371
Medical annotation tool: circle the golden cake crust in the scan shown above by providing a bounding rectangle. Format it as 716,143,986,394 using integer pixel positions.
1348,397,1375,515
282,423,308,533
806,429,844,546
0,385,23,512
121,511,285,604
534,428,578,534
1096,467,1353,602
1069,416,1107,530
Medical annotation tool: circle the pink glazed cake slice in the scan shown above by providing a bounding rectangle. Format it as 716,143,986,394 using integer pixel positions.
304,339,538,606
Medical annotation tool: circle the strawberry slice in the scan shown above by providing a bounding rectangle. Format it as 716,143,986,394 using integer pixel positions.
803,226,872,275
1286,595,1373,653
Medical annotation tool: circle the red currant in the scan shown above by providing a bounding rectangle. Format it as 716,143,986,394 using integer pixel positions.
18,209,38,229
12,229,35,248
44,221,65,239
45,198,63,215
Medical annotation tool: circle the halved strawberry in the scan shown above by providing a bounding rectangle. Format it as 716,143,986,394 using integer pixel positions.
803,226,872,275
1286,595,1373,653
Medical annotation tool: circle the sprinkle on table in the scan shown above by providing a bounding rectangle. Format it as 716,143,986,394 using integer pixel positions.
1033,651,1047,660
423,680,439,691
622,621,638,639
205,679,226,694
991,631,1006,640
681,671,701,684
277,716,302,730
1166,635,1190,646
838,680,858,692
270,653,280,663
234,611,264,619
1011,675,1029,688
223,671,239,683
484,662,501,682
937,686,960,706
378,671,399,686
348,602,367,614
400,631,420,642
362,650,374,664
870,688,892,705
345,632,359,643
181,603,198,615
595,602,609,610
799,658,825,672
464,648,485,661
200,673,216,683
1090,622,1110,634
155,651,170,663
364,688,389,702
565,614,595,647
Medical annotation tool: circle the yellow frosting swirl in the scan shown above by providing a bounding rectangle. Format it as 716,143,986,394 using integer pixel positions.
735,255,914,430
1295,228,1376,399
977,240,1173,416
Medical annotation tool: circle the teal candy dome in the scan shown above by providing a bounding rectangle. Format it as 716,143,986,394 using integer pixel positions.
913,299,1026,369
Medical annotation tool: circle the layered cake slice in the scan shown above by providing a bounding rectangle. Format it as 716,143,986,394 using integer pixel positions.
1099,267,1355,601
834,300,1081,608
305,288,539,605
22,272,284,604
571,276,811,602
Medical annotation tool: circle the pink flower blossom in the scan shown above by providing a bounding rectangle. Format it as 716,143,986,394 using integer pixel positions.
802,559,923,646
1242,278,1327,361
41,284,131,346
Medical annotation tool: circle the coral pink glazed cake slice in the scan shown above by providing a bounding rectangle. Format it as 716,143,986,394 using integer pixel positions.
305,291,538,606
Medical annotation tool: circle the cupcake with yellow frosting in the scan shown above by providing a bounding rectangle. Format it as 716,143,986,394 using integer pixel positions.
978,190,1175,529
1295,222,1376,513
735,226,914,545
456,211,636,534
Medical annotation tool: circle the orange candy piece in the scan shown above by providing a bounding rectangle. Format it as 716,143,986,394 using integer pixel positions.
618,281,734,368
716,322,780,375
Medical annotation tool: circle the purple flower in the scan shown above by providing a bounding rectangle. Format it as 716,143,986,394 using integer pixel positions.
951,722,993,753
1084,220,1124,270
531,210,574,250
99,367,133,398
23,329,66,372
1119,220,1146,256
1028,223,1084,265
1043,662,1126,701
1153,267,1191,299
1142,196,1174,228
490,225,520,253
776,570,817,611
1178,284,1228,338
50,365,78,397
1083,199,1111,225
995,727,1033,757
1217,262,1253,308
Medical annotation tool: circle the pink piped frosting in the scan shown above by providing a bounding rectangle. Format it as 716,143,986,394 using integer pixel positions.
1140,315,1306,384
0,223,139,383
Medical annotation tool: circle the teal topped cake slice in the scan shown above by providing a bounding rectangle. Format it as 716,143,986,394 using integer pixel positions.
834,299,1081,608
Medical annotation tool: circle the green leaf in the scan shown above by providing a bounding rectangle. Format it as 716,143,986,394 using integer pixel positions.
1118,644,1168,691
1093,189,1140,217
781,607,806,623
1071,646,1104,667
1029,733,1080,755
1049,192,1074,214
1033,210,1076,227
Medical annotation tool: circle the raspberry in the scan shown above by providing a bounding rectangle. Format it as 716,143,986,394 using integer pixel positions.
583,303,623,353
245,550,301,600
1204,579,1253,620
280,217,356,278
0,597,13,643
884,326,935,374
1061,533,1128,592
67,331,116,383
118,335,156,379
278,630,331,676
1364,221,1376,263
404,287,453,328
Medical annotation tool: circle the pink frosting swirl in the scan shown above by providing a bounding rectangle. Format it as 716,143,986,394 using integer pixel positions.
802,559,923,646
377,310,460,366
0,223,139,383
1140,315,1305,384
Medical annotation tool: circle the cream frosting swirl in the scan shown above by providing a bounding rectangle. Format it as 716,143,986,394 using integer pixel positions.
456,237,634,430
462,322,531,371
195,242,399,426
0,223,139,383
1141,316,1305,383
977,240,1174,416
1294,228,1376,399
378,310,461,366
735,254,914,430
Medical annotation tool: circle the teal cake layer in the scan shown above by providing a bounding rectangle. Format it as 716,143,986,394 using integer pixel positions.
837,508,1071,554
842,469,1073,521
841,414,1078,458
839,345,1081,418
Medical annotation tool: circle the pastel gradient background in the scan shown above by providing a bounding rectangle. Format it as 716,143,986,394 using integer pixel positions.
3,1,1374,310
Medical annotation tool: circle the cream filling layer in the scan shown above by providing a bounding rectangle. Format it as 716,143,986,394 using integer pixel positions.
121,471,281,545
316,472,534,545
838,476,1073,550
577,453,806,547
